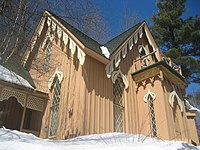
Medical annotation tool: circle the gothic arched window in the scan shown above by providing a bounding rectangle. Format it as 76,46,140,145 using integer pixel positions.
49,74,62,137
138,45,149,67
144,89,157,137
113,76,125,132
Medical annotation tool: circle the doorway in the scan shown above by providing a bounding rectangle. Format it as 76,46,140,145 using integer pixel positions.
0,97,23,130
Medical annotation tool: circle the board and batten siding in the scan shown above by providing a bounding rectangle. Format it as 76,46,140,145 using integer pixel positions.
113,29,157,135
29,33,113,139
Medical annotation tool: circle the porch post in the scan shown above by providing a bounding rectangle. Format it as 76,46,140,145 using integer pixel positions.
20,95,28,131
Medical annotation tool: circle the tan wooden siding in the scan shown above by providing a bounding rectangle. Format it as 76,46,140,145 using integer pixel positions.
83,55,113,135
162,78,190,141
29,33,113,139
115,32,153,134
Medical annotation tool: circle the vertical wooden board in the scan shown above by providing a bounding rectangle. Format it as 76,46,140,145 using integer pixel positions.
82,55,90,135
85,56,92,134
103,76,107,133
78,66,86,135
89,57,94,134
136,87,150,136
162,79,176,140
72,56,81,136
132,76,140,133
129,49,137,133
93,59,99,134
103,72,109,132
107,74,113,132
63,50,73,138
62,52,69,138
39,99,49,138
99,63,104,133
69,57,75,136
126,49,132,133
64,53,72,137
65,52,75,136
95,61,101,134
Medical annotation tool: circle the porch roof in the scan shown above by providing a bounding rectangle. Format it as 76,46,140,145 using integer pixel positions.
0,54,35,88
131,60,186,82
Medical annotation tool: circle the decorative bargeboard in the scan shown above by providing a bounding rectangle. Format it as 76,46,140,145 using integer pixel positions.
30,15,86,66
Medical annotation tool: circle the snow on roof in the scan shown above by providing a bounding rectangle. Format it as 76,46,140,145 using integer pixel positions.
0,127,199,150
0,64,34,89
100,46,110,58
185,99,200,112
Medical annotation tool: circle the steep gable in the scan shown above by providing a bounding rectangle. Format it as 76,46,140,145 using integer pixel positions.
51,12,103,56
105,22,144,54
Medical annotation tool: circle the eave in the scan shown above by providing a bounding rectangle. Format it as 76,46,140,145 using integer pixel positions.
131,60,186,89
0,79,49,99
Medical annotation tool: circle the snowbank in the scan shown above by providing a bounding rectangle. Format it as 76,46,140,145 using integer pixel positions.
0,127,199,150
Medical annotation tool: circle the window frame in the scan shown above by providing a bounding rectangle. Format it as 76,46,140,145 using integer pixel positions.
48,75,61,138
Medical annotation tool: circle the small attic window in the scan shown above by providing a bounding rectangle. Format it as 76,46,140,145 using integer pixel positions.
138,45,149,67
138,45,147,58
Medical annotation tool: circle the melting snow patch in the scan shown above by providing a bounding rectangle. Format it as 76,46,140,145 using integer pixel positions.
100,46,110,58
185,99,200,112
0,127,199,150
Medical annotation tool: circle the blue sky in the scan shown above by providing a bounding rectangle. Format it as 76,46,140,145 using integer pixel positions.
94,0,200,36
94,0,200,94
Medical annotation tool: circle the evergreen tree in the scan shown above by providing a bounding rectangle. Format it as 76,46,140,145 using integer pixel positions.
151,0,200,83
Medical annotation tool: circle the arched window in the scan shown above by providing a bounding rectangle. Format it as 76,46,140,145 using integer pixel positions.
113,76,124,132
144,89,157,137
138,45,149,67
49,75,61,137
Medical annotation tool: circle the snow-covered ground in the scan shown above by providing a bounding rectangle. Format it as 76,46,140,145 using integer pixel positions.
0,127,199,150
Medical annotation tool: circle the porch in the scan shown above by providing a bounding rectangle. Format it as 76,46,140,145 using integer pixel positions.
0,85,48,136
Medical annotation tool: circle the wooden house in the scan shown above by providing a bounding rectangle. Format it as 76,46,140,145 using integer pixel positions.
20,10,199,145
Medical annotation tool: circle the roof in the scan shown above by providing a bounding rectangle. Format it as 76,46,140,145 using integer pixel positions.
0,54,35,88
48,11,144,57
131,60,186,82
104,21,144,54
49,12,103,56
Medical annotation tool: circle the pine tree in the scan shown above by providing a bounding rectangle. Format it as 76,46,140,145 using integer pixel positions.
151,0,200,83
